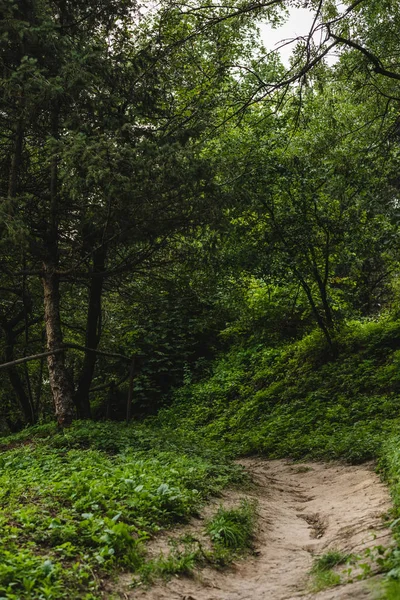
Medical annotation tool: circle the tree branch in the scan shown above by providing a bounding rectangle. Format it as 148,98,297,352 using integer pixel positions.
0,344,132,370
329,32,400,82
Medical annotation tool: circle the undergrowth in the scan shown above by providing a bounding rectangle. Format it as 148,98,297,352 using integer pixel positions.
313,550,352,572
309,550,352,592
158,318,400,463
0,422,244,599
153,316,400,598
5,317,400,597
206,500,256,550
378,437,400,598
136,536,202,586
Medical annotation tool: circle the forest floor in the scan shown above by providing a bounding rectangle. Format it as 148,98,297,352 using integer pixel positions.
115,459,393,600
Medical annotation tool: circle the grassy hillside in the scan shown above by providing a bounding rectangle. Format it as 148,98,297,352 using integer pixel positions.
154,315,400,597
159,317,400,463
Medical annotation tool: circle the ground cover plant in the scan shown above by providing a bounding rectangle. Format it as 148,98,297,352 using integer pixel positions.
5,316,400,598
135,500,257,586
159,317,400,463
5,317,400,597
0,422,244,598
377,436,400,597
205,500,256,551
149,315,400,598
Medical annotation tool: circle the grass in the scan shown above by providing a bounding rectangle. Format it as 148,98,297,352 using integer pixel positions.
206,500,256,550
310,568,341,592
134,501,257,587
0,421,245,599
377,439,400,597
313,550,352,571
383,580,400,599
135,536,202,586
309,550,351,592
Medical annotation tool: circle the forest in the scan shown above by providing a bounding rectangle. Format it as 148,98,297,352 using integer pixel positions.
2,0,400,598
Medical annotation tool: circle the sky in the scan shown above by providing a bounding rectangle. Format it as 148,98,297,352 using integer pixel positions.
260,6,341,66
260,7,315,65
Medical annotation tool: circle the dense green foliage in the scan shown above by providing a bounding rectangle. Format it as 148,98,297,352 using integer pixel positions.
2,0,400,597
2,0,400,429
5,314,400,596
158,317,400,462
0,422,244,598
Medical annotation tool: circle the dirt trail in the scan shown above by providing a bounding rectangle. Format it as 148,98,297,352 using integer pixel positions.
117,459,393,600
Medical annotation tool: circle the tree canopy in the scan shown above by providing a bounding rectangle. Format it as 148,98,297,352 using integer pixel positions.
1,0,400,429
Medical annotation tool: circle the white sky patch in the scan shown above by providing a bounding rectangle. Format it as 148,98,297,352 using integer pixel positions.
260,7,339,66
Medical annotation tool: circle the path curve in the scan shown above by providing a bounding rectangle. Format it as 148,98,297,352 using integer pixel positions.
115,459,393,600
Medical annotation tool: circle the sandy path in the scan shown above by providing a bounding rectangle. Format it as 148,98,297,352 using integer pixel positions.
114,459,393,600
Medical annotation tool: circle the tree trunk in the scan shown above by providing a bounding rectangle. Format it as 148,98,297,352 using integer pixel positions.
126,357,135,423
8,119,24,200
34,330,46,415
73,245,106,418
42,266,75,427
41,104,74,427
1,302,36,424
3,326,35,424
312,266,334,330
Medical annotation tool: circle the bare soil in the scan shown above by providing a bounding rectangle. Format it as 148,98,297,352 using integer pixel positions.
112,459,393,600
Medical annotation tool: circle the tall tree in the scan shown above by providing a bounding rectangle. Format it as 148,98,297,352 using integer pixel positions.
0,0,261,426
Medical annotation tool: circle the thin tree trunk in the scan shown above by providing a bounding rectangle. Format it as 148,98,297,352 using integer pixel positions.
266,206,335,349
8,119,23,200
0,302,36,424
73,245,106,418
306,239,335,329
126,357,135,422
42,267,75,426
34,331,46,415
41,105,75,427
3,326,35,424
296,274,334,349
4,100,33,421
22,266,35,415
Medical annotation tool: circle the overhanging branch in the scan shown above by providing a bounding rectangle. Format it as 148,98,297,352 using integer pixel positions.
0,344,131,370
329,32,400,82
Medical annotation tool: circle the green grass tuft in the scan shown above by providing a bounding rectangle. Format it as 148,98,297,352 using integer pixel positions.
310,568,341,592
206,500,256,550
135,537,202,586
310,550,350,592
312,550,351,572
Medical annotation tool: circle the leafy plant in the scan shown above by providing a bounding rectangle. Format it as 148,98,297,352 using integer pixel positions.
135,536,203,586
0,421,244,598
